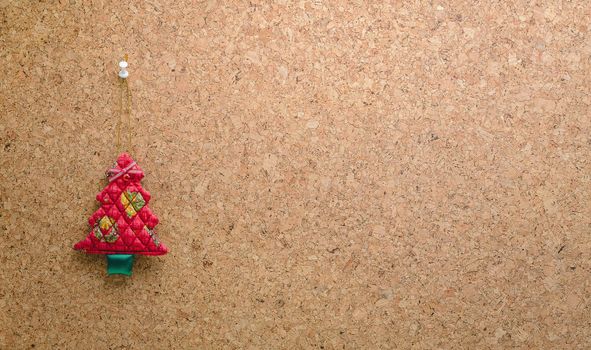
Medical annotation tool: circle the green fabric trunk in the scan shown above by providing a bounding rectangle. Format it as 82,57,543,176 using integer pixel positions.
106,254,134,276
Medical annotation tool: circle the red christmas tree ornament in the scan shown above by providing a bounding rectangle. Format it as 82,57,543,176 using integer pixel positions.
74,153,168,275
75,56,166,275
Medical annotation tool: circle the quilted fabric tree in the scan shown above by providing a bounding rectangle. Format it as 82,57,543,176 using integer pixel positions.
74,153,167,275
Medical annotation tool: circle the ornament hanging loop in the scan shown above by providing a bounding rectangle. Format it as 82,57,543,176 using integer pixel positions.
116,54,132,154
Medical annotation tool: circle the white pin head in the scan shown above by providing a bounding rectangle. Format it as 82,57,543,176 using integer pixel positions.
118,60,129,79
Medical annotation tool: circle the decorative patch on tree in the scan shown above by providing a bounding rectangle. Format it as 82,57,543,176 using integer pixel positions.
121,190,145,218
93,216,119,243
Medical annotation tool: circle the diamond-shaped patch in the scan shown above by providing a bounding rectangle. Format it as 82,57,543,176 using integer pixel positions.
121,190,145,218
94,216,119,243
99,216,115,231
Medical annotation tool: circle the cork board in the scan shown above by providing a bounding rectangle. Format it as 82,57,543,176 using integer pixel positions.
1,1,590,348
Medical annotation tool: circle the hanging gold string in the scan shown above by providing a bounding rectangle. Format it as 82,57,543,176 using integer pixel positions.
116,55,132,154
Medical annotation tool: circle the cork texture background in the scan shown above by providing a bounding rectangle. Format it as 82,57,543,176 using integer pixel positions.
1,1,590,349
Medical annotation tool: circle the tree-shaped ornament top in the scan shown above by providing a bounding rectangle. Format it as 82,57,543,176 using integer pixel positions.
74,153,168,274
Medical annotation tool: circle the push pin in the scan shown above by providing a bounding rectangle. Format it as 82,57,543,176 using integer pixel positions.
118,58,129,79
